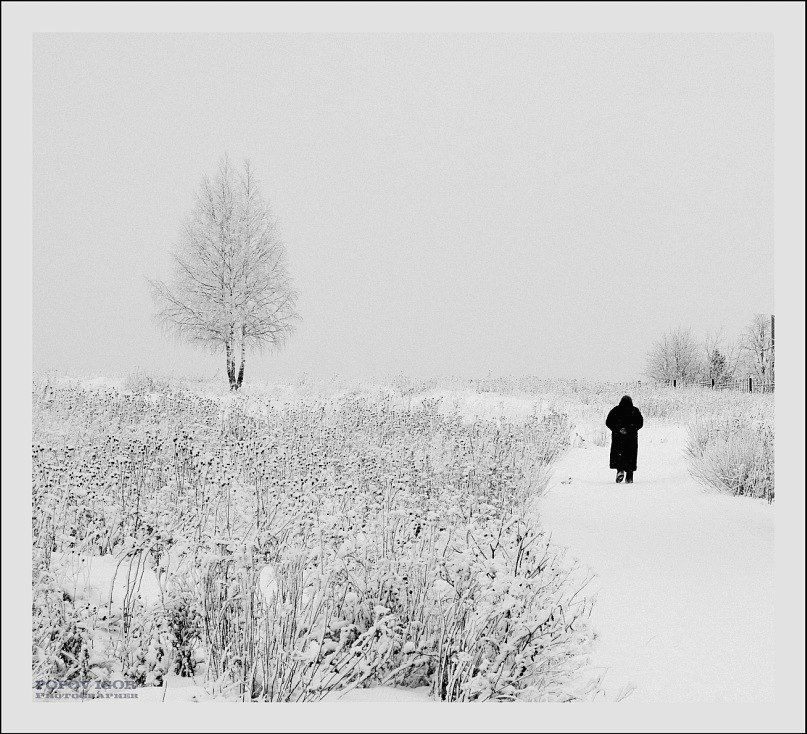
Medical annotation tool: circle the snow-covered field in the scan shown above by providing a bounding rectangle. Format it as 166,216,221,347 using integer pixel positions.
30,376,774,703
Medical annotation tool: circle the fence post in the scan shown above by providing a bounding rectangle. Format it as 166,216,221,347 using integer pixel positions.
748,377,753,393
673,379,676,388
711,378,715,388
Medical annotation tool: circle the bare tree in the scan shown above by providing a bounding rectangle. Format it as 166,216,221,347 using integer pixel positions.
152,157,299,390
740,313,774,381
645,327,701,383
701,328,743,384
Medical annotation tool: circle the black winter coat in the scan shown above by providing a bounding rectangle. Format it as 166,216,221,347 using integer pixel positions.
606,400,644,471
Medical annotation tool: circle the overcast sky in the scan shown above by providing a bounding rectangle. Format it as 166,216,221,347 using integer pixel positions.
33,33,773,382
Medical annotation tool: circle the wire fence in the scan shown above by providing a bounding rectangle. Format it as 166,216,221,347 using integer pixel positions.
456,376,774,395
654,377,774,394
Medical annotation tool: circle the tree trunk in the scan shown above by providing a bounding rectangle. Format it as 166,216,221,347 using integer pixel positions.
235,326,246,390
225,334,236,390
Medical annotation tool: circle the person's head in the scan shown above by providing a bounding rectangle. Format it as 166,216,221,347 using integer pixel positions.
619,395,633,409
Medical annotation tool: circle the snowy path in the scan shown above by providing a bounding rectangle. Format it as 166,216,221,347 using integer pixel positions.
539,425,775,702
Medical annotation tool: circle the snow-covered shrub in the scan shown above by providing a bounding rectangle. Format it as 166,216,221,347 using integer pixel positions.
119,610,171,687
244,550,409,701
685,415,774,502
32,569,99,682
200,550,261,698
166,590,203,677
425,518,593,701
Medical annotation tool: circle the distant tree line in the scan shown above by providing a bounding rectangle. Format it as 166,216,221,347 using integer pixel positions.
645,314,774,384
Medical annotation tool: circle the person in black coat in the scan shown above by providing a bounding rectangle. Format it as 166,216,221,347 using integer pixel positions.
605,395,644,483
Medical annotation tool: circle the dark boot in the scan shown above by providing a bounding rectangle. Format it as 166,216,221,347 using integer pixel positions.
616,470,625,483
625,471,634,484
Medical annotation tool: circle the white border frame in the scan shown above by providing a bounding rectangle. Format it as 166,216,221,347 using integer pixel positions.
3,3,804,732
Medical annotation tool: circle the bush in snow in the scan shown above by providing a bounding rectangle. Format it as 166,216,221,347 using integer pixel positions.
685,414,774,502
166,591,203,677
31,569,98,683
117,602,171,687
426,519,593,701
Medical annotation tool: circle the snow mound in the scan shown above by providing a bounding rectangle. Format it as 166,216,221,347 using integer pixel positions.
50,551,163,613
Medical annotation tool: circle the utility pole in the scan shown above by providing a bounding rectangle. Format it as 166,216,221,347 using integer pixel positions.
771,313,775,383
